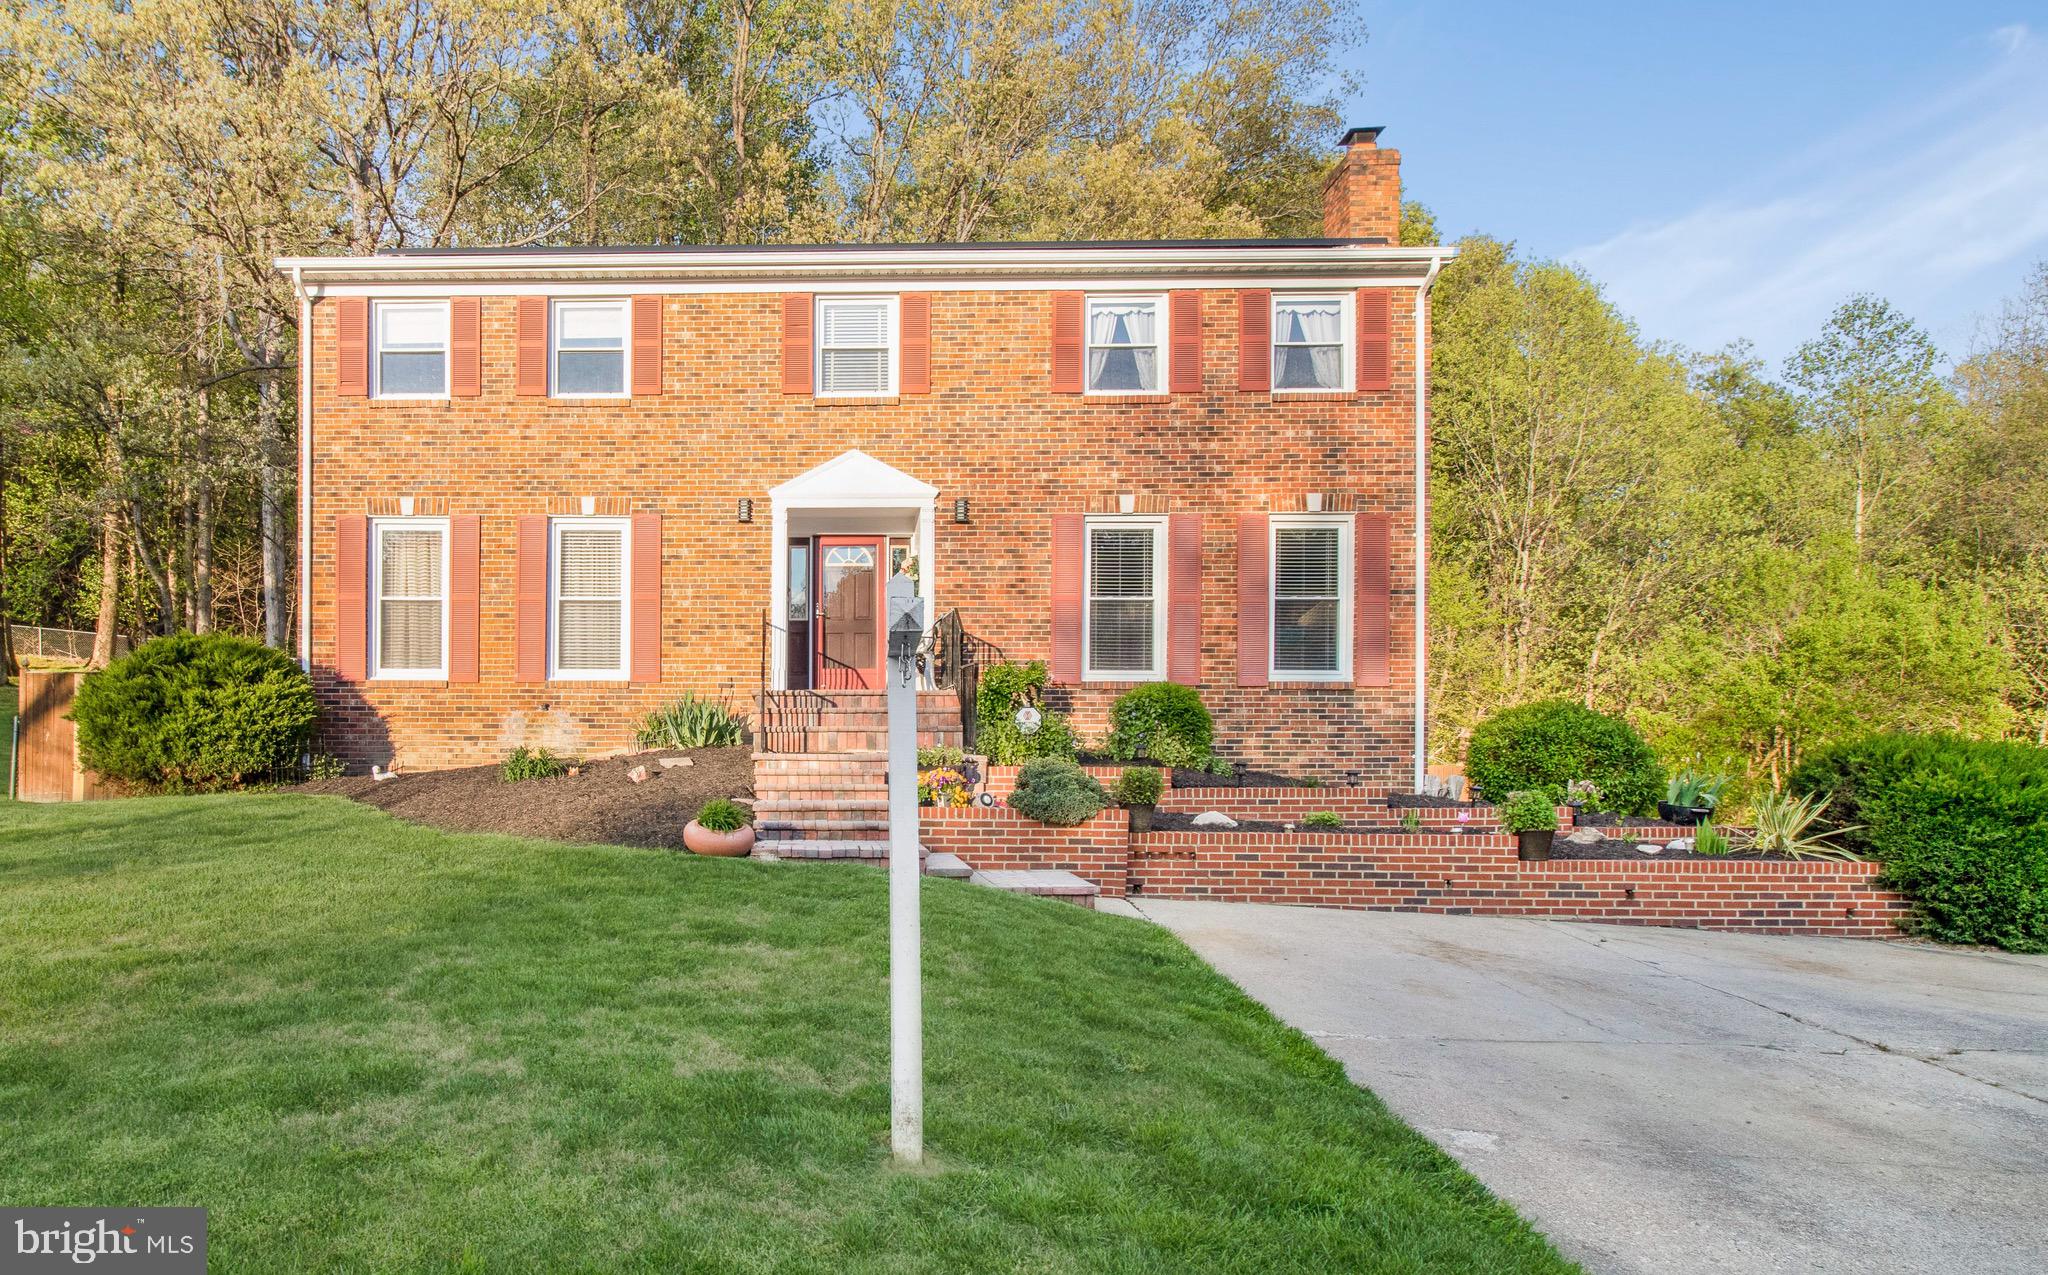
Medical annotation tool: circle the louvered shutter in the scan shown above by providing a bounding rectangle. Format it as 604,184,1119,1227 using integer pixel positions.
1050,292,1084,393
630,512,661,682
1050,513,1084,683
336,299,368,397
449,514,480,681
335,514,369,680
900,294,931,394
1236,514,1270,686
1356,511,1392,686
448,298,481,397
1237,289,1271,392
1168,514,1203,683
515,515,547,681
1169,291,1202,393
515,297,547,396
780,294,813,394
1358,289,1392,393
632,296,663,396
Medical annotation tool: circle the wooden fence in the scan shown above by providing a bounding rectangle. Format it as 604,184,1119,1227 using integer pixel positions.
12,669,115,802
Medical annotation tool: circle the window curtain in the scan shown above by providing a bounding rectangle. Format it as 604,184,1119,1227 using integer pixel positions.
1088,303,1157,391
1274,301,1344,390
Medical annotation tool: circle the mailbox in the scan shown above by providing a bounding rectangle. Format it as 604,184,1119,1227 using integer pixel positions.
887,571,926,682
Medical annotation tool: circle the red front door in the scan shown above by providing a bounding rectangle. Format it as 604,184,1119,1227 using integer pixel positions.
814,536,886,689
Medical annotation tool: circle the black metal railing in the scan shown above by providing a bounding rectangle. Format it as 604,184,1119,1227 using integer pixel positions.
920,609,1004,753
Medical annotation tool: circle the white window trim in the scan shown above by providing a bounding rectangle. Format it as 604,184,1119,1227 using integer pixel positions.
549,298,632,400
1270,292,1353,395
1269,514,1353,682
548,515,633,681
369,516,450,680
814,294,900,397
1083,292,1169,396
370,300,450,400
1082,514,1169,682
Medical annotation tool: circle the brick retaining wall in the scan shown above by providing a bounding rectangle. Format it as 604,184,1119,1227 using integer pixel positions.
921,805,1131,896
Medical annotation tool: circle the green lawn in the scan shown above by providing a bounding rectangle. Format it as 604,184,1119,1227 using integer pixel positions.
0,796,1573,1274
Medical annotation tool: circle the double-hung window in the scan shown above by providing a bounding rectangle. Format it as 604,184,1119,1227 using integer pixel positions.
816,296,897,396
371,518,448,678
552,300,629,397
551,517,630,679
1084,516,1167,680
1085,295,1165,393
1270,516,1352,681
1272,294,1350,392
372,301,449,398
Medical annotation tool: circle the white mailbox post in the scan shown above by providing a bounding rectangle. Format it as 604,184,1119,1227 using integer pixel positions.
884,571,926,1164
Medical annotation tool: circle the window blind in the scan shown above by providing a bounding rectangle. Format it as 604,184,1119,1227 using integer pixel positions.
1273,525,1340,672
1088,526,1156,672
377,527,443,671
819,299,891,395
556,525,624,672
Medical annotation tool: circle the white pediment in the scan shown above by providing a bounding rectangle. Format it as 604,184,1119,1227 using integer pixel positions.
768,449,939,507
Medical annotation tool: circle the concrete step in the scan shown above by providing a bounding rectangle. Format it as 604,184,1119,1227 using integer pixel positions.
752,798,889,816
758,839,891,860
758,818,890,836
968,869,1100,909
923,852,972,879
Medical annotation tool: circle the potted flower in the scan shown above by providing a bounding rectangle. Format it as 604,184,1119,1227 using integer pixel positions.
1111,765,1164,834
1659,770,1728,826
684,797,755,856
1501,790,1559,861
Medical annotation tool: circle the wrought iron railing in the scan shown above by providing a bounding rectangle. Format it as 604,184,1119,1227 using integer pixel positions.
758,607,1003,754
920,609,1004,753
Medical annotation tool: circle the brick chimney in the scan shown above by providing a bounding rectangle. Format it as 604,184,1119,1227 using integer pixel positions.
1322,126,1401,241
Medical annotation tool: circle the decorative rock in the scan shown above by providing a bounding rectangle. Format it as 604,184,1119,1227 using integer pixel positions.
1638,842,1664,854
1191,811,1239,828
371,766,399,783
1667,837,1694,852
658,757,693,769
1563,828,1603,845
627,765,650,784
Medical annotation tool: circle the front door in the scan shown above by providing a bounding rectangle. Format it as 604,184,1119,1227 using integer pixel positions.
814,536,886,689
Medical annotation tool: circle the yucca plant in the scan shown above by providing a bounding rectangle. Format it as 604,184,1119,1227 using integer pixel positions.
1738,789,1861,861
636,694,749,749
1691,823,1732,856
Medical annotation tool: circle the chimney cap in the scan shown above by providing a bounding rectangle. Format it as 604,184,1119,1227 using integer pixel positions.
1339,125,1385,147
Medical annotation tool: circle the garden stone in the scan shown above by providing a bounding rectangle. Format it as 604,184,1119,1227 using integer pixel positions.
627,765,650,784
1667,837,1693,852
1638,843,1664,854
1563,828,1603,845
658,757,693,769
1192,811,1239,828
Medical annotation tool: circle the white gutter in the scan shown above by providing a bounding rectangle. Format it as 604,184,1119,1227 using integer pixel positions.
293,265,311,671
1413,252,1447,788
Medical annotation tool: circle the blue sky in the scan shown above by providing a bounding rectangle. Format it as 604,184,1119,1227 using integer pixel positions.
1347,3,2048,366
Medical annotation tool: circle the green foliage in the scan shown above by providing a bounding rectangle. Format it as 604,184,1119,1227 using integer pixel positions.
306,753,349,781
1111,765,1163,807
1104,682,1215,765
1498,791,1557,834
635,694,748,749
70,633,316,791
976,661,1078,764
1399,809,1422,832
917,745,966,771
1791,734,2048,950
1465,699,1662,813
501,747,567,782
1739,789,1858,861
1303,811,1345,830
692,798,751,833
1007,758,1109,826
1691,824,1732,857
1664,769,1730,810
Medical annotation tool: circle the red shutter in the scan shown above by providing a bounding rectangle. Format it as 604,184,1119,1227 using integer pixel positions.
900,293,931,394
515,297,547,396
515,515,548,681
630,512,661,683
1168,514,1203,683
1356,511,1392,686
1237,289,1271,392
1050,291,1084,394
335,298,368,397
449,514,480,682
1358,288,1392,392
335,514,368,680
780,294,813,394
632,295,663,396
1169,290,1202,393
1050,513,1084,683
1236,514,1270,686
449,298,481,398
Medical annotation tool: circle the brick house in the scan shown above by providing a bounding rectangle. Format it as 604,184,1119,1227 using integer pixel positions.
277,126,1451,792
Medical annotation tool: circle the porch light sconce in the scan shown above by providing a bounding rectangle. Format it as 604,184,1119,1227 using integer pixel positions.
736,498,753,524
953,497,971,524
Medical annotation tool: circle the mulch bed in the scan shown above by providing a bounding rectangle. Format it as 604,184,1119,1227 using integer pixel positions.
1385,793,1488,809
1075,754,1318,789
1545,834,1794,863
1575,811,1700,829
294,747,754,851
1149,811,1493,835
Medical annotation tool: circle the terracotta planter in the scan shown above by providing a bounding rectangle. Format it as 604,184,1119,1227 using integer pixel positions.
1516,828,1554,862
684,820,755,857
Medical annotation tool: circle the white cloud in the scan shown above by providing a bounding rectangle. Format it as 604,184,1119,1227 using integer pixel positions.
1565,25,2048,365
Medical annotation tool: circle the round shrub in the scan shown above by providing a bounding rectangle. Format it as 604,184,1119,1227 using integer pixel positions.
1007,758,1109,826
1464,699,1661,813
1104,682,1214,765
1110,765,1163,807
71,633,317,791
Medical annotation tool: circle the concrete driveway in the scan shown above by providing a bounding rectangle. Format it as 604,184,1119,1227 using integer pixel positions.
1131,901,2048,1274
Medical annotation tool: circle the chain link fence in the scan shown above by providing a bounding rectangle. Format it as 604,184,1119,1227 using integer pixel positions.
8,624,132,665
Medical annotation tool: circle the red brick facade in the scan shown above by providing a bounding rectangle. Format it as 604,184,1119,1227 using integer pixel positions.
920,806,1132,896
297,246,1438,777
